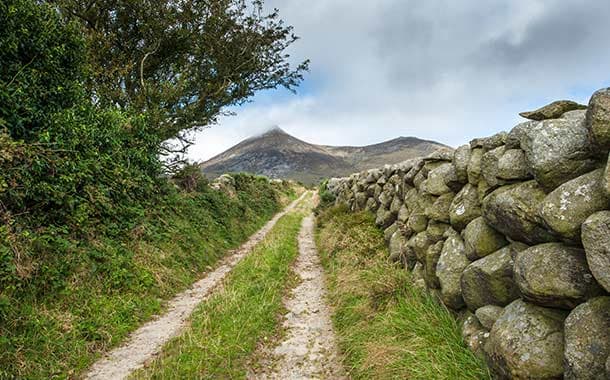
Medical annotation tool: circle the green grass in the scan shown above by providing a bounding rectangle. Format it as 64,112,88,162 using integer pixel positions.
0,175,300,380
315,205,491,380
131,194,312,379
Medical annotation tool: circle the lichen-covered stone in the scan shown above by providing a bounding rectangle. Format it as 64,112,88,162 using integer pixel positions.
564,297,610,380
514,243,604,309
365,197,378,212
408,231,433,263
471,132,507,150
365,168,382,183
424,241,444,289
481,146,507,188
585,87,610,150
475,305,504,330
520,115,597,191
463,217,508,260
462,312,489,359
426,221,450,242
582,211,610,293
412,262,426,290
422,162,457,195
389,229,408,262
425,192,454,223
497,149,531,180
519,100,587,121
375,206,396,228
437,231,470,309
397,204,410,223
461,246,520,311
506,121,535,149
454,144,471,184
605,154,610,197
449,184,482,232
384,223,399,243
540,169,610,242
406,212,428,233
389,194,403,215
483,181,557,245
467,148,484,185
354,191,367,210
484,299,567,380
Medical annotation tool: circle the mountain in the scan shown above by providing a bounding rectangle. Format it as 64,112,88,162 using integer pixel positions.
199,126,449,184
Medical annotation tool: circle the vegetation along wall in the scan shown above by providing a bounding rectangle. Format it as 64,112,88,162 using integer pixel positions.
326,88,610,380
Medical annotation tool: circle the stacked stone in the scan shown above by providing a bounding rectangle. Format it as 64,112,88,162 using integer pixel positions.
328,89,610,379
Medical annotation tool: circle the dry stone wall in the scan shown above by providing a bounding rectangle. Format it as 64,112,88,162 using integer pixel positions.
327,89,610,380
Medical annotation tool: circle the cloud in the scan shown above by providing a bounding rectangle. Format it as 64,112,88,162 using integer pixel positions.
188,0,610,162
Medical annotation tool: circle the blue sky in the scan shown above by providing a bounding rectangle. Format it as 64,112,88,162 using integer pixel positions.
188,0,610,162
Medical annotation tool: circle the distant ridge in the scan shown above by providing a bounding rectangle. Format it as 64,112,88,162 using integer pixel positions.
200,127,448,184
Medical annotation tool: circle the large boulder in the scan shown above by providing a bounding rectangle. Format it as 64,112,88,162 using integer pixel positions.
582,211,610,292
460,246,521,311
407,231,434,263
519,100,587,121
484,299,567,380
449,184,481,231
497,149,531,180
506,120,534,149
462,217,508,261
514,243,604,309
471,132,507,150
483,181,557,245
519,115,597,191
540,169,610,242
436,230,471,309
564,297,610,380
585,87,610,151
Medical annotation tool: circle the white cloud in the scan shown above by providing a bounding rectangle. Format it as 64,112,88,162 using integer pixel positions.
188,0,610,162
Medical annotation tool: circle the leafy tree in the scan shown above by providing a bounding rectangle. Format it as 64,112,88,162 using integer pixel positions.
54,0,309,159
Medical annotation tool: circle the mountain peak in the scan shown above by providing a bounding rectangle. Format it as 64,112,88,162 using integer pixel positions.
261,125,286,135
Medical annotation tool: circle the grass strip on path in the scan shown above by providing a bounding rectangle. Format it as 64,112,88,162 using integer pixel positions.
316,205,491,380
131,193,313,379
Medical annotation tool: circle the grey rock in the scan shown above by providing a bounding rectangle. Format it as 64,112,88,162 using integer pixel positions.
506,121,535,149
426,221,450,242
365,197,378,212
407,213,428,233
467,148,484,185
424,241,444,289
514,243,604,309
481,146,507,188
397,204,410,223
423,163,457,195
425,147,455,162
519,100,587,121
365,169,382,183
471,132,507,150
483,181,557,245
605,154,610,197
437,231,471,309
463,217,508,261
497,149,531,180
354,192,367,210
389,194,403,215
389,230,408,263
582,211,610,293
484,299,567,380
475,305,504,330
384,223,399,244
412,262,426,290
454,144,471,184
449,184,482,232
461,246,521,311
408,231,434,263
520,115,596,191
564,297,610,380
425,192,454,223
462,312,489,359
540,169,610,242
375,206,396,229
585,87,610,150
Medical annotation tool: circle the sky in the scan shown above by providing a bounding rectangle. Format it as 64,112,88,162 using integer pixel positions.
188,0,610,162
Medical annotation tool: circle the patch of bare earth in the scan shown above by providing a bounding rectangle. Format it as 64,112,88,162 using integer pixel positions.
84,192,307,380
249,214,346,380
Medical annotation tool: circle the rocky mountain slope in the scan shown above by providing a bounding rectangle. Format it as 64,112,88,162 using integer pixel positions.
199,127,447,184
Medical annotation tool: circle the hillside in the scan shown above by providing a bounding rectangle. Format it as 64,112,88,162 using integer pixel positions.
199,127,448,184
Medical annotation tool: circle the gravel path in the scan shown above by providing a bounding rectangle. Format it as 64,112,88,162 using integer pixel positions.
250,214,346,380
85,192,308,380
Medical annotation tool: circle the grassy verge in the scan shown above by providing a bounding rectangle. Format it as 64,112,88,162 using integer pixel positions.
315,205,490,380
0,175,300,379
131,193,312,379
